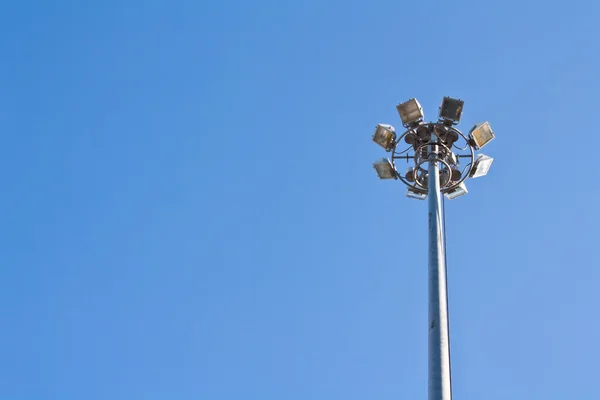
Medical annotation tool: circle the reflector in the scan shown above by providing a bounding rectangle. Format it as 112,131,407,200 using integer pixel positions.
469,122,495,149
372,124,396,151
444,182,468,200
396,99,424,127
470,154,494,178
407,188,427,200
373,158,397,180
439,97,464,124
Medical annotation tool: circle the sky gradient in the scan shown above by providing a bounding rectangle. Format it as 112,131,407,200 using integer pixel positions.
1,1,599,399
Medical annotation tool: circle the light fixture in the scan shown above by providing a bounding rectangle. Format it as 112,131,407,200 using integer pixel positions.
416,125,431,141
439,97,464,125
433,125,458,147
444,182,468,200
404,132,418,146
451,168,461,182
469,121,495,149
419,172,428,187
407,187,427,200
444,130,459,147
373,158,397,180
372,124,397,151
433,124,448,139
470,154,494,178
405,167,416,182
371,97,497,400
439,168,450,187
396,98,424,127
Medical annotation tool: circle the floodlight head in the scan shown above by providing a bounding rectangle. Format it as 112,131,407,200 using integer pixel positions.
373,158,397,180
396,98,424,127
444,182,468,200
470,154,494,178
407,188,427,200
469,121,495,149
439,97,464,125
372,124,397,151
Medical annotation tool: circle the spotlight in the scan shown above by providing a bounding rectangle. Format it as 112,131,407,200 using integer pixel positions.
470,154,494,178
373,158,397,180
444,182,468,200
439,97,464,125
469,121,495,149
372,124,397,151
407,187,427,200
396,98,424,127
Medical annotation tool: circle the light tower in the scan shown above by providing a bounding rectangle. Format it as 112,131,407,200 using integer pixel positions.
371,97,495,400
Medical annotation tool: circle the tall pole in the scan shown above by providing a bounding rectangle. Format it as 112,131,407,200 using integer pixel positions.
372,97,495,399
427,137,452,400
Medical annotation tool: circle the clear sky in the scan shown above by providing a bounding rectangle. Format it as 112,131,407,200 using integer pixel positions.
1,0,599,399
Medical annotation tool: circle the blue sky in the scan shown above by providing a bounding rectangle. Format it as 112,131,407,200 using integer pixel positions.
1,0,599,399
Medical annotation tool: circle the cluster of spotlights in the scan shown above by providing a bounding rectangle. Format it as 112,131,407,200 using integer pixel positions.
371,97,495,200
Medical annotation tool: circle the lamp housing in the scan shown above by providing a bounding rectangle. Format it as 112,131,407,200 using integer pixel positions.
407,188,427,200
469,121,495,149
444,182,468,200
405,167,416,182
470,154,494,178
372,124,397,151
373,158,397,180
396,99,424,127
439,97,464,124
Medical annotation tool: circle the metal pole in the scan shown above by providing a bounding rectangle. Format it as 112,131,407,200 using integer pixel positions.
427,138,452,400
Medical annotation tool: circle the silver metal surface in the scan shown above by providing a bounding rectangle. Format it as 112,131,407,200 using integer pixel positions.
427,136,452,400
